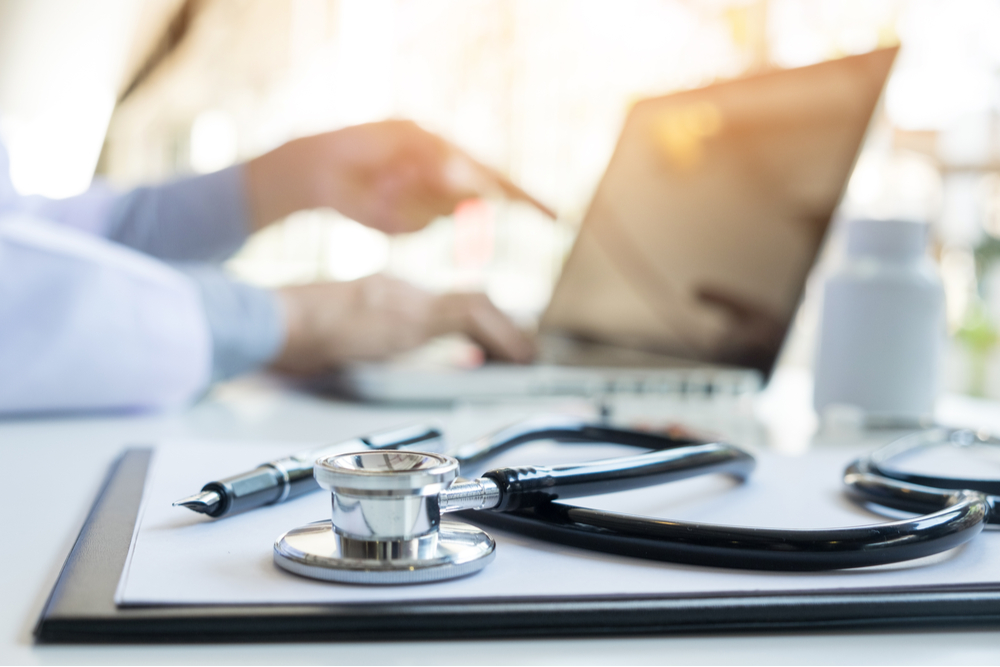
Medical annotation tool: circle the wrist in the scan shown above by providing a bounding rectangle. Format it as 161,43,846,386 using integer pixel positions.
246,139,325,231
270,286,309,373
175,266,286,380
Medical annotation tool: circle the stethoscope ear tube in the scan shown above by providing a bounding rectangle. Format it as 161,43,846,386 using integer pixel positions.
464,429,997,571
467,487,989,571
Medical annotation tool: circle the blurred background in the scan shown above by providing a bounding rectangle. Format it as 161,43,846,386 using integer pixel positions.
1,0,999,398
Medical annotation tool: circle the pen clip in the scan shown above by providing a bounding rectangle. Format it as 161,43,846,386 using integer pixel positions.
361,424,445,452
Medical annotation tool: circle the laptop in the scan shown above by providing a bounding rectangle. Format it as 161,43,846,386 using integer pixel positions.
331,47,899,403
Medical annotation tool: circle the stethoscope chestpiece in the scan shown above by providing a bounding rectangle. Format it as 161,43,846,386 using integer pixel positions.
274,451,495,585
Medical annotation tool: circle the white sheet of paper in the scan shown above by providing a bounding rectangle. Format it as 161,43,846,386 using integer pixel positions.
116,437,1000,606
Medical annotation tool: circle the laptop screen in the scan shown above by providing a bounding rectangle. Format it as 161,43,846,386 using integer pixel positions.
540,48,898,379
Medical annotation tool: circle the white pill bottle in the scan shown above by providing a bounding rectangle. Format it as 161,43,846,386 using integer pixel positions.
813,219,945,425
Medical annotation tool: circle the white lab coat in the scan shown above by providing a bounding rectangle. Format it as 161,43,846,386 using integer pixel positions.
0,142,211,414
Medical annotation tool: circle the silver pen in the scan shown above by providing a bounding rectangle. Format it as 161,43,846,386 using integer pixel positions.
172,424,444,518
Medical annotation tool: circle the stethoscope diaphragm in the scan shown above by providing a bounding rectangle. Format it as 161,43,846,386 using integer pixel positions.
274,519,495,585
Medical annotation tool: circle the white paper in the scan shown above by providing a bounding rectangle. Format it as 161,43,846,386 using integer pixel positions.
116,437,1000,606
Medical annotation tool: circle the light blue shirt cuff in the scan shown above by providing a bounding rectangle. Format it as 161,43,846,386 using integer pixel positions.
106,165,251,262
174,265,285,381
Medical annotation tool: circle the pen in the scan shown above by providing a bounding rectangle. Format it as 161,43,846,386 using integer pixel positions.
172,424,444,518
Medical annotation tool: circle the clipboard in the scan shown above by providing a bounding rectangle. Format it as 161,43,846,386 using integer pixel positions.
35,447,1000,643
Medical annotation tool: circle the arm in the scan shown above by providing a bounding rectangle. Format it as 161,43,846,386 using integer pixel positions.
1,122,535,400
3,137,250,262
9,120,552,261
39,119,528,260
0,212,528,414
102,165,251,261
0,216,211,413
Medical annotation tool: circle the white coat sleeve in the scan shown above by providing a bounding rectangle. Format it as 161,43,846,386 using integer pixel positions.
0,215,212,414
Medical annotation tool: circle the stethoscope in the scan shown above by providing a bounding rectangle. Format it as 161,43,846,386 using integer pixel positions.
273,417,999,584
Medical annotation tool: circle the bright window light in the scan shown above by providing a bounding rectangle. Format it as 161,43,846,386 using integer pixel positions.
324,217,391,281
4,96,114,198
190,110,239,174
0,0,139,197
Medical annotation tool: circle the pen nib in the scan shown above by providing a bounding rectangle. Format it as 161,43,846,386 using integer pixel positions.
173,490,222,515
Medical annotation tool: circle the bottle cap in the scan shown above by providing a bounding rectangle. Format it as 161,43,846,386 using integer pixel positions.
846,219,928,261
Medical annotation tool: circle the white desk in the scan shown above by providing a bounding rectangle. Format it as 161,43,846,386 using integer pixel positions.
3,372,1000,665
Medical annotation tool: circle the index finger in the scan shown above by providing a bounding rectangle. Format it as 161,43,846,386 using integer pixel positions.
445,152,557,220
430,293,536,363
478,163,558,220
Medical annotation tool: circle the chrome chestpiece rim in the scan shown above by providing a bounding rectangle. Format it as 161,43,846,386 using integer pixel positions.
274,451,495,585
319,451,458,541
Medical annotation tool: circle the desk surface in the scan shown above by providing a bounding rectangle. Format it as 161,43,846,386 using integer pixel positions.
4,370,1000,665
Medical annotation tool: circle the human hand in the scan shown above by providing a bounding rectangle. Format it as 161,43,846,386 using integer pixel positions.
270,274,535,375
247,120,554,234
